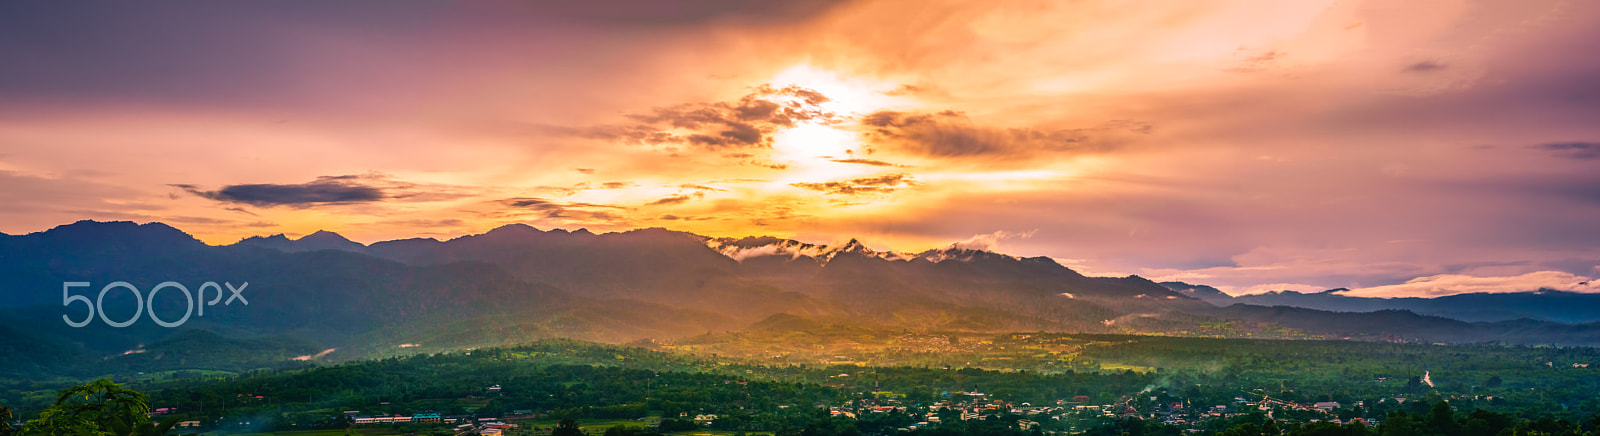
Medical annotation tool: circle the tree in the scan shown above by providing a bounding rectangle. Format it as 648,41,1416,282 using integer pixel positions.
1222,423,1265,436
1404,377,1424,394
657,419,697,433
1380,411,1421,436
1462,410,1511,436
551,419,582,436
1426,401,1459,436
23,379,151,436
110,417,188,436
2,406,16,436
476,400,505,419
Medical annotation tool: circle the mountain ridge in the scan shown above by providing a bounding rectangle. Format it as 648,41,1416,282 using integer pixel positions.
7,220,1600,379
1160,281,1600,324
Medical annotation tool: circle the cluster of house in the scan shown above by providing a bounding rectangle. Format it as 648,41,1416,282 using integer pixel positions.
471,421,517,436
809,390,1382,433
145,406,202,428
816,392,1080,431
350,412,448,424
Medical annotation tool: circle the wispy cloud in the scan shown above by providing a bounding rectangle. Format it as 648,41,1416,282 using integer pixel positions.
791,174,915,195
498,197,630,221
858,110,1151,160
554,85,840,150
830,158,902,167
951,229,1038,252
646,192,704,206
1334,271,1599,298
1534,142,1600,159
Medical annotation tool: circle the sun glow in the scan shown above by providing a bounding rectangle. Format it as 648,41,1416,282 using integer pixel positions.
772,124,856,159
760,65,919,188
768,64,914,116
769,124,881,188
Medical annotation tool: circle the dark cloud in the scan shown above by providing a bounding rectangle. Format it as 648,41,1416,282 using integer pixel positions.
559,85,839,150
678,184,726,191
600,181,636,189
172,176,383,207
503,197,621,210
1535,142,1600,159
575,168,595,174
488,0,850,26
0,2,850,111
498,197,627,221
659,214,714,221
174,174,477,208
790,174,915,195
860,110,1150,159
1404,61,1447,72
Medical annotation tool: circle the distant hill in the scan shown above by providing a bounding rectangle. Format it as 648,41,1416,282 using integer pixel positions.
6,220,1600,378
1160,281,1600,323
0,220,1204,377
1158,281,1233,305
1214,304,1600,346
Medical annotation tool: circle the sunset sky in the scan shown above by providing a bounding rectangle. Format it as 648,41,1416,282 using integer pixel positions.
2,1,1598,297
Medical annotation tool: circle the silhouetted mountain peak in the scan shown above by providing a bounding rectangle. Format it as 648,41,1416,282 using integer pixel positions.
300,230,351,242
830,239,873,258
1159,281,1234,305
233,233,294,249
483,223,541,236
230,230,365,253
616,227,690,238
292,230,366,253
32,220,205,249
706,235,1046,264
914,245,1017,263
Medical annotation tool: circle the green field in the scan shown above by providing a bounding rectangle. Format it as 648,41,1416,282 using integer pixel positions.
207,429,402,436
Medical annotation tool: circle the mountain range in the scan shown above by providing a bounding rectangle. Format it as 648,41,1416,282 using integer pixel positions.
4,220,1600,378
1161,281,1600,324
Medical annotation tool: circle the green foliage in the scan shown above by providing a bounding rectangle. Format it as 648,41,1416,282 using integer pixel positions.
551,419,582,436
3,405,16,436
16,337,1600,436
108,417,189,436
475,400,505,419
3,381,193,436
22,380,150,436
601,425,661,436
655,418,697,432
